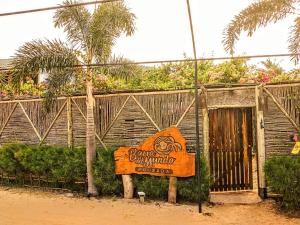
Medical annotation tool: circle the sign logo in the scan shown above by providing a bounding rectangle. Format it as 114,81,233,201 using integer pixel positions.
154,136,182,155
114,127,195,177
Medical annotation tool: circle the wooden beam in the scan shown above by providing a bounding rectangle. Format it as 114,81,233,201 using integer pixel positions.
255,86,266,198
100,96,131,140
122,174,133,199
207,86,255,92
67,97,73,148
263,87,300,132
18,102,42,141
131,95,161,131
71,98,87,120
40,100,67,144
175,98,195,127
209,104,255,109
200,88,210,166
0,103,18,137
168,177,177,203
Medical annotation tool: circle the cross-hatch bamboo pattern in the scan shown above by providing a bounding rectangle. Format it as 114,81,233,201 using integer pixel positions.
0,85,299,158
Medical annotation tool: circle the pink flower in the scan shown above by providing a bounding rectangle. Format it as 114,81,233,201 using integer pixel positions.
96,74,108,82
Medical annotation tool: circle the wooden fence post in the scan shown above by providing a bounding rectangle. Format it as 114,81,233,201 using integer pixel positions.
67,97,73,148
255,86,267,198
122,175,133,199
200,88,209,166
168,177,177,203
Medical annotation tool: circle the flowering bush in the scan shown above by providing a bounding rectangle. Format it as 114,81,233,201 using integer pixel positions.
1,59,299,98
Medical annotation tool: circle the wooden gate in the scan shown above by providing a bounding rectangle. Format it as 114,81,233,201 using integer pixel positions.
209,108,253,192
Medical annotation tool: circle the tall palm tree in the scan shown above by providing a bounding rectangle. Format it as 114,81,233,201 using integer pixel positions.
223,0,300,62
11,0,135,196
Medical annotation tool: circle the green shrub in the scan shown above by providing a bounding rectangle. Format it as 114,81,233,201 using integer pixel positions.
0,143,27,176
133,175,169,199
16,145,49,177
177,158,210,202
265,156,300,210
0,144,86,187
0,144,210,202
92,148,123,195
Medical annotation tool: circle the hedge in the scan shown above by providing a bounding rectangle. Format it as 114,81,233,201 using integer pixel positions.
0,144,209,202
265,156,300,210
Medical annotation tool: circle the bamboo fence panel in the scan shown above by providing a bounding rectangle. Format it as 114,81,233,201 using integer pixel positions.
263,87,300,158
134,92,195,130
0,85,298,158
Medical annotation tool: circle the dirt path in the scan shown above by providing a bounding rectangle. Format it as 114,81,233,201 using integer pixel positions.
0,188,299,225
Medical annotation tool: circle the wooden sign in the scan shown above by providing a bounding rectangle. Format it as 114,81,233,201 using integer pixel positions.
114,127,195,177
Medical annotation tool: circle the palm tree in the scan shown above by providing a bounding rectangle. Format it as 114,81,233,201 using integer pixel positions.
11,0,135,196
223,0,300,62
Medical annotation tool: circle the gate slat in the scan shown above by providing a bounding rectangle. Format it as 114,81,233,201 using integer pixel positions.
230,110,236,191
235,110,241,191
209,108,253,192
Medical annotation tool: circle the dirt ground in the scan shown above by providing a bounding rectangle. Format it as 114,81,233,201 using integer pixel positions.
0,187,299,225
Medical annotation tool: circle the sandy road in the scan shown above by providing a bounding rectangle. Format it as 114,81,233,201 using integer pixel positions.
0,188,299,225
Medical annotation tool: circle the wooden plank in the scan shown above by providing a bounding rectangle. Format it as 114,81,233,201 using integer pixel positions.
235,110,241,190
217,110,222,191
202,107,210,166
226,110,232,191
168,177,177,203
214,111,219,191
247,108,254,190
255,86,266,196
242,110,249,188
209,111,214,191
230,110,236,191
67,97,73,148
239,110,245,190
122,175,133,199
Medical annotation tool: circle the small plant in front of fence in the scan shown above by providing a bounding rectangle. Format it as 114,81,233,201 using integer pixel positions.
265,156,300,211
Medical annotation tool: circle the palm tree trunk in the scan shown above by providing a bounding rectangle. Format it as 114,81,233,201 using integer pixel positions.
86,79,98,195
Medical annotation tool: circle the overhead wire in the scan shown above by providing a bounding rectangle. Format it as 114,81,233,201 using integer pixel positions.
0,53,299,72
0,0,120,17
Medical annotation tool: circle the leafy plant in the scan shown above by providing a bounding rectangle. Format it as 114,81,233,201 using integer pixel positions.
265,156,300,210
132,175,169,200
177,158,210,202
92,148,123,195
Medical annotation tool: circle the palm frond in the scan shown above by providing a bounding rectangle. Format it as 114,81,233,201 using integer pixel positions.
53,0,91,51
11,39,79,89
90,1,136,62
289,17,300,63
43,68,77,112
101,55,141,81
223,0,296,54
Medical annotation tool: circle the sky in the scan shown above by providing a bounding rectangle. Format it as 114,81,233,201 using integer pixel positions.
0,0,296,70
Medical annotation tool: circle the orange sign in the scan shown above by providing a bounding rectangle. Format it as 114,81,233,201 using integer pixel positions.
114,127,195,177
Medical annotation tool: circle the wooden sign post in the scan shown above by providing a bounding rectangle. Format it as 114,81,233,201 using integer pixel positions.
114,127,195,202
